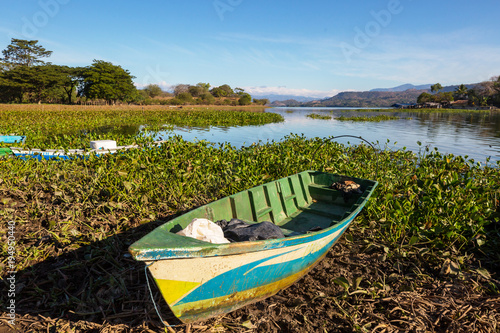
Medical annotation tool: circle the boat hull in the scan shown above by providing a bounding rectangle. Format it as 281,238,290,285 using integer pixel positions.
146,213,355,322
10,145,138,160
10,148,86,160
0,135,25,143
130,170,377,323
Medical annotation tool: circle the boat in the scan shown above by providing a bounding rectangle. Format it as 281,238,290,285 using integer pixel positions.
129,170,378,323
9,140,139,161
0,135,25,143
9,139,167,161
9,145,138,160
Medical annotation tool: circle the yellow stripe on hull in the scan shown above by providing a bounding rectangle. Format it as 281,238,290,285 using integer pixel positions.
161,252,328,323
155,279,201,305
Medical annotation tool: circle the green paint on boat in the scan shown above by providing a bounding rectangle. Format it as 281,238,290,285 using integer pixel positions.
129,170,378,323
0,148,13,157
130,170,378,260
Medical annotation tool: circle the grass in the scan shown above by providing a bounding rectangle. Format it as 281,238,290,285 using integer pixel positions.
0,106,499,332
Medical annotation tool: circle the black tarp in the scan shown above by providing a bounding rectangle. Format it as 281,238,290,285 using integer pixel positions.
216,219,285,242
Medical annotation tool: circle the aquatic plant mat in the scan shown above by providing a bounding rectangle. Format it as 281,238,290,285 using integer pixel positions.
1,109,499,332
0,104,277,150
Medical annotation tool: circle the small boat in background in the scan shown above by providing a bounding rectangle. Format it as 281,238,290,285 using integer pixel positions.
129,170,377,323
0,135,25,143
10,140,138,160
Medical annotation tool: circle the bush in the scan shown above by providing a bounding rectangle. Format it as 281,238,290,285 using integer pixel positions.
199,93,215,104
238,93,252,105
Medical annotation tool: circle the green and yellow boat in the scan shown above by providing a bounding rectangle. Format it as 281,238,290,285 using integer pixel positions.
129,170,377,323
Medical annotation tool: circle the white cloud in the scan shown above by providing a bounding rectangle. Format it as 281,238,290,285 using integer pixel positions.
244,86,342,99
134,81,172,91
333,29,500,86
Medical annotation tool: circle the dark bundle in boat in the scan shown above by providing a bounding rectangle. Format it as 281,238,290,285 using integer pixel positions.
330,180,363,202
216,218,285,242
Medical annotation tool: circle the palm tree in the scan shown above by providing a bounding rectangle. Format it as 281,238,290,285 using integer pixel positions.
454,84,468,100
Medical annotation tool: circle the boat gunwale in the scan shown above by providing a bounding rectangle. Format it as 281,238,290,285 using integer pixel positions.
0,135,26,143
9,145,141,160
129,171,378,261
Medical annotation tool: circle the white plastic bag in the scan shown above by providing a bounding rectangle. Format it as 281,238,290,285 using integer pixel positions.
176,218,230,244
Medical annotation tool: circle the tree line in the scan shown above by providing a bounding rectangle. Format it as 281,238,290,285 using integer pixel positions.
0,39,268,106
417,80,500,107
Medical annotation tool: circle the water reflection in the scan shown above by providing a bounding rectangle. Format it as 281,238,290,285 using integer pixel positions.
158,107,500,162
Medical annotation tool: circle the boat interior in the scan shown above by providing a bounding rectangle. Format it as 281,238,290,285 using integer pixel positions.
168,171,372,237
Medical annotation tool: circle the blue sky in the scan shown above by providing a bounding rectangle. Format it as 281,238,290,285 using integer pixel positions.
1,0,500,98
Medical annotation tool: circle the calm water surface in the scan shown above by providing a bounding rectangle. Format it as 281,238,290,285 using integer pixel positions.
157,107,500,163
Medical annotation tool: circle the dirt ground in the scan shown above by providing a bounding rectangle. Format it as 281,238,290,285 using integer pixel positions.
1,217,498,333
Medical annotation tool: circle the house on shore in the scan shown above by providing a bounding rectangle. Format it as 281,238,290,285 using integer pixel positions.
422,102,442,108
449,100,470,109
393,103,418,109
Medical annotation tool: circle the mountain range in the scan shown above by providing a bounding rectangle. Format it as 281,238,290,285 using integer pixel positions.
266,83,479,107
250,94,317,103
370,83,432,92
302,90,426,108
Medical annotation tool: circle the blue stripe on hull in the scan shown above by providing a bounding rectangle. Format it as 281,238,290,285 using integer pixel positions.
0,136,25,143
176,226,346,306
14,153,75,161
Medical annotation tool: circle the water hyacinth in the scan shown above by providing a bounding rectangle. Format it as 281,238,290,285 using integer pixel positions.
0,105,498,332
336,115,405,122
0,104,282,149
2,134,498,266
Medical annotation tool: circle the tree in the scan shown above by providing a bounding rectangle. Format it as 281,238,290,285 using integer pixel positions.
198,92,215,105
1,39,52,67
492,76,500,106
238,92,252,105
430,83,443,93
188,85,207,97
437,92,454,103
57,66,84,104
210,84,233,97
144,84,162,98
177,92,193,103
417,92,433,104
492,76,500,94
27,65,65,103
210,87,226,97
0,64,62,103
454,84,468,100
475,81,495,98
0,66,30,102
0,60,9,72
79,60,136,104
195,82,210,91
173,84,190,96
253,98,269,105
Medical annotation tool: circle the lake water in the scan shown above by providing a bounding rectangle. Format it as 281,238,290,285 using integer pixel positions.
157,107,500,163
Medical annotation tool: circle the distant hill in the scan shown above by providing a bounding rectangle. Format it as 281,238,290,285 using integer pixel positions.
268,99,305,107
371,83,432,92
304,90,427,108
438,83,478,93
266,82,483,107
251,94,318,103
